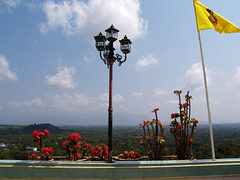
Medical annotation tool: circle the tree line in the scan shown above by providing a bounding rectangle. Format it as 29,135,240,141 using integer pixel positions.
0,123,239,160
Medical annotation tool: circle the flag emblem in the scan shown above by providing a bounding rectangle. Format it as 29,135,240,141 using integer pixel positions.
206,9,218,26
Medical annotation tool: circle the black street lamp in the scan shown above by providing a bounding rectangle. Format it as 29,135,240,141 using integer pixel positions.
94,25,132,163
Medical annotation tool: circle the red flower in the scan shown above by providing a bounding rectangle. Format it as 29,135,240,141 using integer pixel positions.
96,145,101,151
44,151,49,157
73,133,81,142
49,147,53,153
75,144,81,149
154,108,159,112
146,136,151,140
185,102,189,106
129,151,135,158
139,123,142,126
97,151,103,158
68,134,73,140
189,138,193,143
174,90,182,95
90,147,95,158
195,120,198,124
40,132,45,136
76,152,80,159
44,129,49,137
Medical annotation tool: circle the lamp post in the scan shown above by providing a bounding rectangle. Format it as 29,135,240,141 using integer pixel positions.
94,25,132,163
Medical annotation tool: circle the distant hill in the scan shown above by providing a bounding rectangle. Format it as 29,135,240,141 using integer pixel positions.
22,123,62,134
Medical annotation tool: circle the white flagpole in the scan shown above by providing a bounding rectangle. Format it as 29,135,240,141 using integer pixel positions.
193,1,216,160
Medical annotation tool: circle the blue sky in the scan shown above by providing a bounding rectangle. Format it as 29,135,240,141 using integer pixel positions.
0,0,240,126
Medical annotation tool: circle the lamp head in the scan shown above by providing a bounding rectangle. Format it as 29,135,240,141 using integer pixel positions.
94,32,106,51
119,35,132,54
105,24,119,42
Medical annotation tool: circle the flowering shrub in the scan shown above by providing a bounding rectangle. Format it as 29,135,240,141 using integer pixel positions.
30,129,53,160
32,129,49,153
90,143,108,161
29,147,53,161
63,133,81,160
40,147,53,160
81,141,90,158
62,133,90,160
139,108,167,159
170,90,198,159
29,153,37,160
118,151,140,160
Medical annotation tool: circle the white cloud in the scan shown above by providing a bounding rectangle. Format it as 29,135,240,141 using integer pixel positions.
50,93,96,111
154,88,167,96
0,0,22,13
23,98,43,107
40,0,148,40
8,98,43,108
131,92,143,97
83,52,95,63
113,94,124,103
83,56,93,63
183,62,212,91
8,101,21,108
232,67,240,86
99,93,124,103
7,93,96,112
46,66,77,89
136,54,158,70
164,99,178,105
0,54,17,81
98,93,124,108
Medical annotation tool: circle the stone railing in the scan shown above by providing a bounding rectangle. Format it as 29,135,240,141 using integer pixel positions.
0,158,240,179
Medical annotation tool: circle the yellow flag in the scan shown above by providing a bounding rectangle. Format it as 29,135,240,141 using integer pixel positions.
193,0,240,33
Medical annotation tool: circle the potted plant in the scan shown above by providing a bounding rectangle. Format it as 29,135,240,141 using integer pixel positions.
139,108,167,159
170,90,198,160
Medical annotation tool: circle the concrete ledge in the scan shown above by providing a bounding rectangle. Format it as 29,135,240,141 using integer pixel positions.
0,159,240,179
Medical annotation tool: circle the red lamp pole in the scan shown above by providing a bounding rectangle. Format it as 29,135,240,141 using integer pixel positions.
94,25,131,163
108,63,113,163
